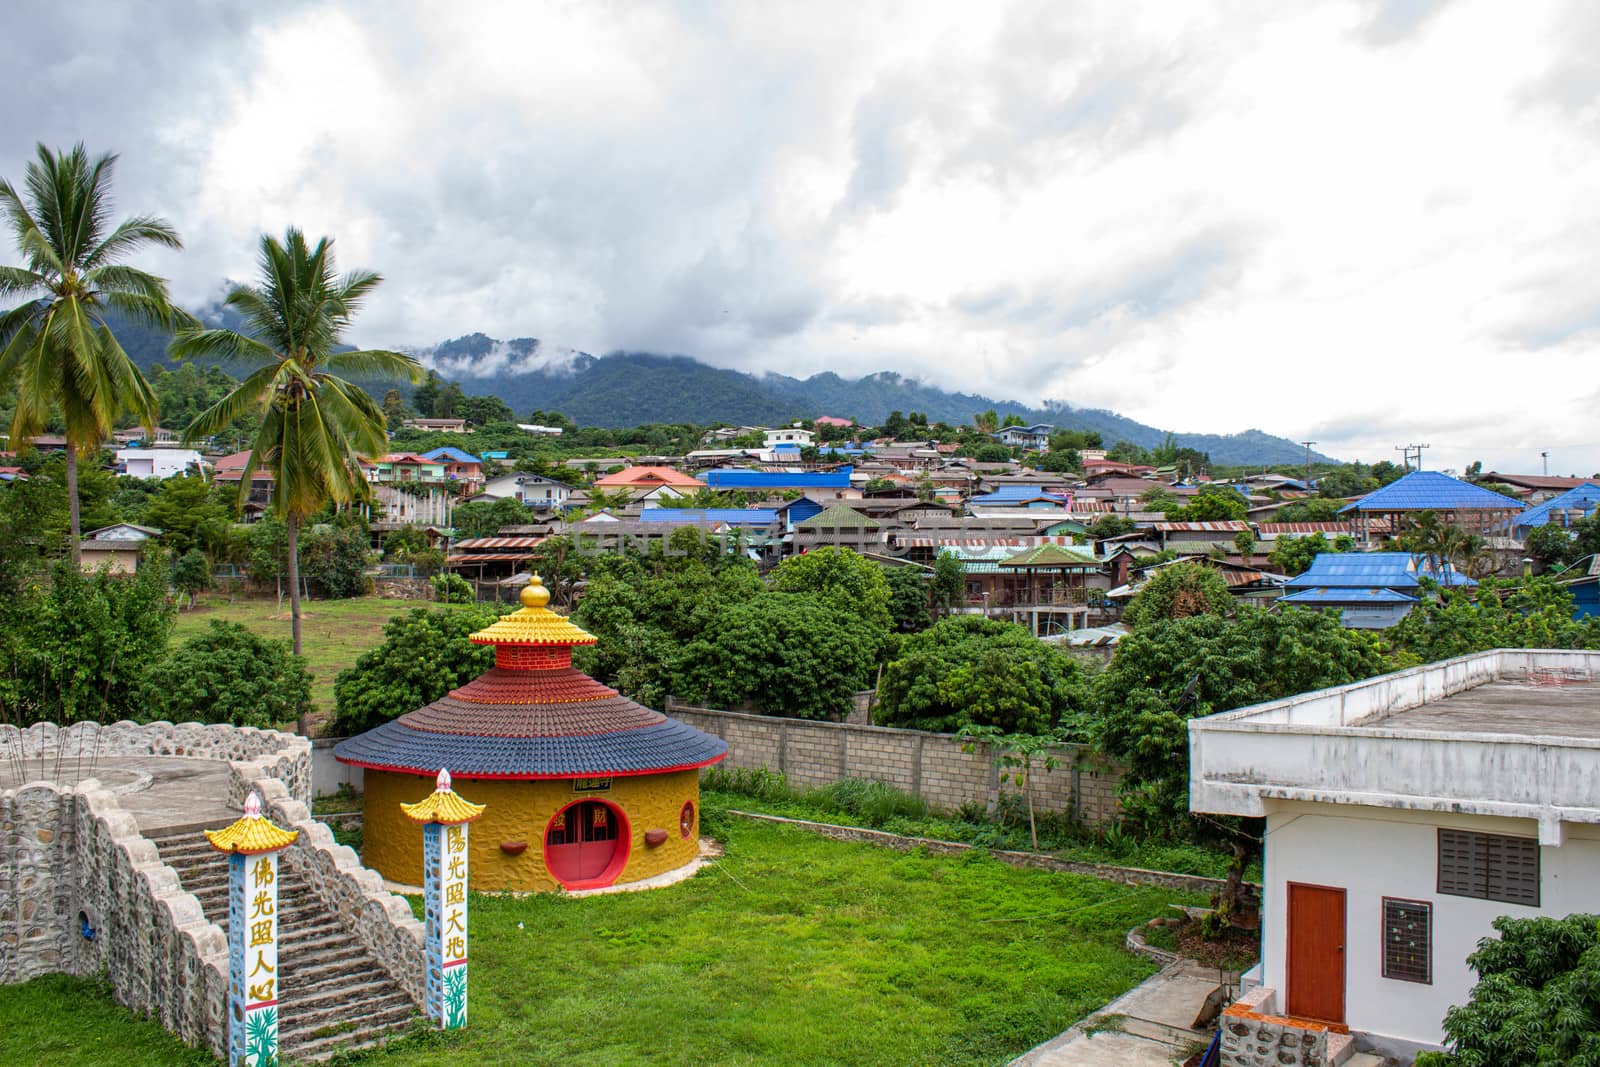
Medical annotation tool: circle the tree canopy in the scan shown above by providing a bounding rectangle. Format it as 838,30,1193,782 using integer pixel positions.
1122,562,1234,628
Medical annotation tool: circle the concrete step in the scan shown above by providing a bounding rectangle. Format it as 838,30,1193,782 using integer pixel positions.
284,1015,418,1063
1117,1014,1205,1048
280,995,416,1038
279,975,407,1015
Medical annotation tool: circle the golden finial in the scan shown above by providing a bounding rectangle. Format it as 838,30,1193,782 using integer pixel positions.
520,573,551,609
401,767,487,826
204,790,301,854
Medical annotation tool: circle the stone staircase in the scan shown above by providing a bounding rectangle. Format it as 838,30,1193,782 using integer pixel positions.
148,827,420,1063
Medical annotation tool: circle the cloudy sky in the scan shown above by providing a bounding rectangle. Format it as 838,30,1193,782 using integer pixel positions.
4,0,1599,472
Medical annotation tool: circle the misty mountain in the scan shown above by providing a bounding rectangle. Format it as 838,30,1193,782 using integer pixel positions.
113,310,1329,465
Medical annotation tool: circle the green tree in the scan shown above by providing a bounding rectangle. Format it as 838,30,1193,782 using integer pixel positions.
958,724,1065,851
297,518,371,599
769,546,893,640
884,564,931,632
381,388,410,429
1034,448,1079,473
1168,484,1248,521
332,606,499,734
1418,914,1600,1067
450,496,531,538
141,472,233,558
674,592,880,720
169,548,211,607
931,551,965,618
1268,533,1347,577
0,557,176,725
1384,577,1600,664
1123,562,1233,628
173,228,422,654
1092,609,1386,833
1525,524,1578,570
875,615,1087,735
139,620,311,728
0,143,192,563
1089,514,1137,540
1271,497,1342,522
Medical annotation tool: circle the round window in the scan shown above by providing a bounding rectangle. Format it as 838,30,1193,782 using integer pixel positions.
679,800,695,839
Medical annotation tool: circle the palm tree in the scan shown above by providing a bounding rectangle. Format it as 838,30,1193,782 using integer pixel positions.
0,143,192,564
173,229,420,654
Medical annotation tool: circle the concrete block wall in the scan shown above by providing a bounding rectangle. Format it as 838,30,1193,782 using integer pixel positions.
0,779,229,1056
667,701,1123,827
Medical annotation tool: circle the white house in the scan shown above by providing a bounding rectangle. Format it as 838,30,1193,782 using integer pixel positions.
115,448,204,479
1190,649,1600,1064
763,426,814,449
479,472,572,508
991,423,1053,450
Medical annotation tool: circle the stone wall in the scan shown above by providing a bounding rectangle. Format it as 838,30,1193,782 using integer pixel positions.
0,779,229,1056
371,576,435,600
2,720,312,809
257,778,426,1008
667,701,1123,826
1220,988,1333,1067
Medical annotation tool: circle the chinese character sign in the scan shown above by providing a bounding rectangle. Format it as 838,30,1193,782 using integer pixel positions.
423,821,471,1028
229,851,280,1067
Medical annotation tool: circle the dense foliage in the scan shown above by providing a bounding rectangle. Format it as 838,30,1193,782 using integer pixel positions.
1268,532,1353,576
674,593,881,720
138,621,311,728
1418,914,1600,1067
876,616,1088,735
1091,609,1386,832
331,607,499,734
1384,578,1600,663
1122,562,1234,628
0,560,175,725
769,547,894,639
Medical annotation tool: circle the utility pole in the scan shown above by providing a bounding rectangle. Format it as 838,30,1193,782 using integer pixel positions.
1542,451,1550,477
1300,441,1316,488
1395,444,1430,472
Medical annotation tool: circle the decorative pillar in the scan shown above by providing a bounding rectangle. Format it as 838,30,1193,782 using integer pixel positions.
402,768,485,1029
206,790,300,1067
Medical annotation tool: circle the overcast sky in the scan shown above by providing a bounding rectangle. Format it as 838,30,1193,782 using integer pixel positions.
4,0,1599,473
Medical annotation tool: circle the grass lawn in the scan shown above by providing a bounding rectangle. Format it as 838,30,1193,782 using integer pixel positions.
0,811,1203,1066
171,594,455,720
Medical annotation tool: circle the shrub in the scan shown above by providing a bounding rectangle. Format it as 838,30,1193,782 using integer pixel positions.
331,607,498,735
138,621,311,728
813,779,930,826
431,572,474,604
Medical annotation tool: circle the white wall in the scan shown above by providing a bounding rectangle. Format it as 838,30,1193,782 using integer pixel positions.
1262,800,1600,1049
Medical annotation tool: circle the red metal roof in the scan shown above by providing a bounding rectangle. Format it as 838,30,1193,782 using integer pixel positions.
453,536,547,549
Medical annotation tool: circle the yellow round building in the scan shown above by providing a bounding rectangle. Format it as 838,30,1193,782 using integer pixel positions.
334,577,727,892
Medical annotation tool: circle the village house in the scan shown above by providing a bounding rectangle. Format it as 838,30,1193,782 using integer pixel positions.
990,423,1053,450
1191,649,1600,1063
478,471,574,509
1510,481,1600,539
400,417,470,433
1340,470,1523,542
114,447,204,479
591,465,704,493
420,446,486,493
78,522,160,574
763,426,814,449
699,465,861,501
1279,552,1475,629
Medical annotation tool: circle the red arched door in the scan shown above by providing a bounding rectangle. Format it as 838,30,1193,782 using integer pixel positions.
544,800,629,888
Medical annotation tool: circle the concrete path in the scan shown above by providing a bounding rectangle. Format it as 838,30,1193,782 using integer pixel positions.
1011,960,1224,1067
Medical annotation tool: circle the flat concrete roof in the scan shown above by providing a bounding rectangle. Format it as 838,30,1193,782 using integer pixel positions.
1371,679,1600,740
1,754,234,833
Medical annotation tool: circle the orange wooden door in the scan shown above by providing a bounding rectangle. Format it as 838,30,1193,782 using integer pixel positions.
1286,883,1346,1023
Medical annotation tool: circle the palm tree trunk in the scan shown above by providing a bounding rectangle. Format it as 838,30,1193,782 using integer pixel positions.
65,445,82,567
286,512,303,656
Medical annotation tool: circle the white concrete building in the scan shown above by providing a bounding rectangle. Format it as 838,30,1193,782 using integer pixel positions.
763,426,814,448
1190,649,1600,1062
479,472,572,508
114,448,203,479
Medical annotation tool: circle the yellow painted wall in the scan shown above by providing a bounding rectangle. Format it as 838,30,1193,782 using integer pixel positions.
362,768,702,892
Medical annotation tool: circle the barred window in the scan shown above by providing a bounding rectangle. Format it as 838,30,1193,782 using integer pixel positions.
1382,898,1432,984
1438,829,1540,907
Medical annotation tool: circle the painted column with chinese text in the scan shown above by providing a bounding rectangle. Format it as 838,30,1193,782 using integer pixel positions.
207,791,299,1067
402,768,485,1030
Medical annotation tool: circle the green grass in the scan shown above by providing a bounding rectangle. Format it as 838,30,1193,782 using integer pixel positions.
171,594,431,719
0,973,217,1066
0,811,1203,1066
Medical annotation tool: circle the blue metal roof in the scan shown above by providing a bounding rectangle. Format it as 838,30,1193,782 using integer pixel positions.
1338,470,1523,513
1278,586,1420,605
422,446,483,465
970,485,1071,505
333,717,727,779
1513,483,1600,531
1284,552,1476,590
638,508,779,525
701,465,853,489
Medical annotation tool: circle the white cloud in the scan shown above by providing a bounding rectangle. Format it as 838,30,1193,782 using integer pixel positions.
4,0,1599,473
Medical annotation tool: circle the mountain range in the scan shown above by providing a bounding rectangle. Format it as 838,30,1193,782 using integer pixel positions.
112,311,1329,466
421,333,1325,466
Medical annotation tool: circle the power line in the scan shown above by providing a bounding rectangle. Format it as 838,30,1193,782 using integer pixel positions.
1300,441,1316,487
1395,443,1430,472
